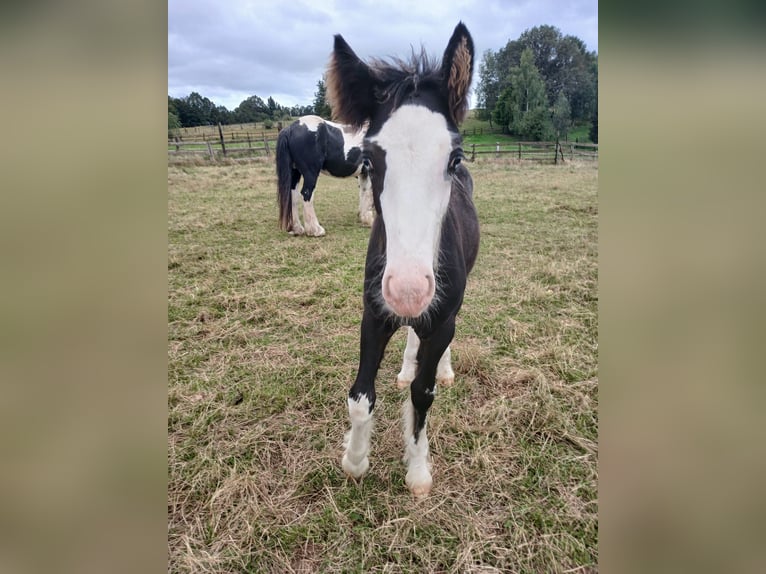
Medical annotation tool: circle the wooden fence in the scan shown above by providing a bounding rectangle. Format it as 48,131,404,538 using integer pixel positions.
168,127,597,163
467,140,597,163
168,128,278,159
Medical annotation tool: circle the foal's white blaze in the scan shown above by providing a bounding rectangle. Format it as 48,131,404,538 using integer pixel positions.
342,394,373,478
371,105,454,318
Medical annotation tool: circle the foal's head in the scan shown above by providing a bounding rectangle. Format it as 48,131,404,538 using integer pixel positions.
327,23,474,318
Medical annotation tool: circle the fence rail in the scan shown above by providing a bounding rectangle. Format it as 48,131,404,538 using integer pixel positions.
168,133,278,159
168,127,597,164
467,141,597,163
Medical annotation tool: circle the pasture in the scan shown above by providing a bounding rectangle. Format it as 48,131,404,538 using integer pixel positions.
168,157,598,572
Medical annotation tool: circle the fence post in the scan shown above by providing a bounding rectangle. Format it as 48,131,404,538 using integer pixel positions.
495,142,500,159
263,136,270,157
217,122,227,156
174,136,180,152
470,143,475,162
518,142,522,160
247,133,252,150
554,140,558,165
206,141,214,160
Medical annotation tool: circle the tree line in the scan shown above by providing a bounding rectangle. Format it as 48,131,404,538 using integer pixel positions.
168,80,330,133
475,25,598,143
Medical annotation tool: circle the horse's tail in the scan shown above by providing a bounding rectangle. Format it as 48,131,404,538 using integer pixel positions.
276,130,293,231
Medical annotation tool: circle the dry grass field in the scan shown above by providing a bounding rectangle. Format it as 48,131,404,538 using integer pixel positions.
168,156,598,573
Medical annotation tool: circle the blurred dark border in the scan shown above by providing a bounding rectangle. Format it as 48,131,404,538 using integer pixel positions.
600,1,766,572
1,2,167,573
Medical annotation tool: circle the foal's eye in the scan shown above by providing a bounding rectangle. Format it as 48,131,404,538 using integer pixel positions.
448,149,464,175
362,157,374,172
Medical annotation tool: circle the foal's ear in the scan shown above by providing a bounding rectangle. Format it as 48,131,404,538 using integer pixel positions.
441,22,474,126
326,35,377,128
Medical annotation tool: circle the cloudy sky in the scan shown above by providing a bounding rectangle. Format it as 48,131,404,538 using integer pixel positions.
168,0,598,112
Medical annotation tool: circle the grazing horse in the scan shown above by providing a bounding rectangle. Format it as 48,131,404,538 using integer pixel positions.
327,23,479,497
276,115,374,236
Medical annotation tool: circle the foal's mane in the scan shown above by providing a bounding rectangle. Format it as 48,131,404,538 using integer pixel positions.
367,48,442,108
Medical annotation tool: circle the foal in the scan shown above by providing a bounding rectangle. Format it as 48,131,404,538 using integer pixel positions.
327,23,479,496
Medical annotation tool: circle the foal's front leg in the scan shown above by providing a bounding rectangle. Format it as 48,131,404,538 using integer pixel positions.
342,310,395,478
403,319,455,497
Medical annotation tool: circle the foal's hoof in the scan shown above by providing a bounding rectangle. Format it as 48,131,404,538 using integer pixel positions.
306,225,326,237
342,454,369,479
288,225,305,236
406,474,433,499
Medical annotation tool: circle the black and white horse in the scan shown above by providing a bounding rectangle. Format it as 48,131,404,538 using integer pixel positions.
276,115,374,236
327,23,479,496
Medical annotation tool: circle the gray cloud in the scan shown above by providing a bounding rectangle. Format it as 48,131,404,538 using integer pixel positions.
168,0,597,111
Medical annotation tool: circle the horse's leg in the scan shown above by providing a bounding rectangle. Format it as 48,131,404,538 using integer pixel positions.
289,169,305,235
342,309,396,479
436,346,455,386
358,172,375,227
299,172,325,237
402,318,455,497
303,193,325,237
396,327,454,388
396,327,419,389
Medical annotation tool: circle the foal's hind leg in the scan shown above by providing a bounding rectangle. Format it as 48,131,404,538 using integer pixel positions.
299,173,325,237
402,319,455,497
396,327,455,389
302,193,326,237
358,172,375,227
288,169,305,235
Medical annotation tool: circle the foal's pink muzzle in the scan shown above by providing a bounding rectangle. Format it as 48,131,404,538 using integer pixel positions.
382,267,435,318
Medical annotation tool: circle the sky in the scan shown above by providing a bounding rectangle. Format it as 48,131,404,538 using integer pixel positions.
168,0,598,112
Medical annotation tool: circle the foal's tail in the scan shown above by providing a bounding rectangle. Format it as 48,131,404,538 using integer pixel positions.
276,130,293,231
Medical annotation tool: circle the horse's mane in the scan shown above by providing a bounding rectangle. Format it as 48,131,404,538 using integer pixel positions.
367,47,442,109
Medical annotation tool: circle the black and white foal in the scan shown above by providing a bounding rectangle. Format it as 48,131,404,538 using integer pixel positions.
327,23,480,496
276,115,374,236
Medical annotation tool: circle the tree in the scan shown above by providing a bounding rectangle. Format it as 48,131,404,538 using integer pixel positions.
313,79,331,119
475,50,499,125
476,25,597,126
168,96,182,133
168,110,181,136
552,91,572,140
589,57,598,143
589,106,598,144
234,95,269,123
267,96,282,119
494,48,553,141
